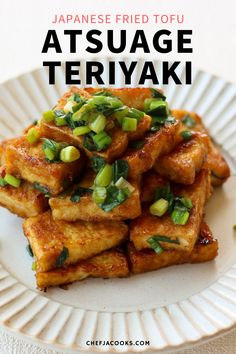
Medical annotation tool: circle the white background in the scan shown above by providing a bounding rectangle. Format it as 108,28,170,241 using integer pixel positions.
0,0,236,84
0,0,236,353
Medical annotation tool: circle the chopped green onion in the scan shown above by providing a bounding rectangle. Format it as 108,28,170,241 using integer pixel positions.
60,146,80,163
179,197,193,210
122,117,137,131
147,237,164,254
151,235,180,245
144,98,153,112
95,164,113,187
64,100,76,113
92,131,112,151
27,127,40,144
89,114,106,133
149,198,169,217
150,88,166,100
4,174,21,188
73,126,91,136
113,106,129,119
127,108,145,122
182,115,196,128
0,177,7,187
181,131,193,140
43,147,55,161
147,99,169,117
91,156,106,173
92,186,107,204
55,116,67,126
83,133,97,151
55,247,69,268
115,177,135,193
171,209,190,225
26,244,34,257
70,187,93,202
112,160,129,183
42,110,55,122
101,185,130,212
33,182,50,196
72,104,92,122
32,262,37,271
89,96,123,110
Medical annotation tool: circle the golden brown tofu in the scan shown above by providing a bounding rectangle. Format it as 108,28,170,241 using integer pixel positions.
172,109,230,186
39,87,151,163
130,170,211,252
0,180,48,218
49,169,141,222
5,137,84,196
140,171,168,203
23,211,128,272
154,134,208,185
123,120,180,179
36,248,129,289
128,222,218,274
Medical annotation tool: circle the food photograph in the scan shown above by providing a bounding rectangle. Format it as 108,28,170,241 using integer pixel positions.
0,1,236,354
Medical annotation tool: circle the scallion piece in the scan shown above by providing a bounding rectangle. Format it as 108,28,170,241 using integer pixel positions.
89,96,123,110
42,110,55,122
55,116,67,126
0,177,7,187
89,114,106,134
60,146,80,163
43,147,55,161
180,197,193,209
73,126,91,136
149,198,169,217
147,237,164,254
181,131,193,140
72,104,92,122
115,176,135,193
95,164,113,187
92,131,112,151
122,117,137,131
92,186,107,204
147,99,169,117
4,174,21,188
26,127,40,144
127,108,145,122
113,106,129,119
171,209,190,225
64,100,76,113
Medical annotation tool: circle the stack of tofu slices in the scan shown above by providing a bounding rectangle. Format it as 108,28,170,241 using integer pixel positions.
0,87,230,289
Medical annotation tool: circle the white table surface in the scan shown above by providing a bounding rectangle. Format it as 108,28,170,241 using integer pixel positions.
0,0,236,353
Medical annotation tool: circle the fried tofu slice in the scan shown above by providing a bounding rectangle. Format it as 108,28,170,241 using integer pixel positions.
49,169,141,222
23,211,128,272
36,248,129,289
172,110,230,186
5,137,84,196
131,170,211,252
153,133,208,185
39,87,151,163
123,121,180,179
0,178,48,218
128,221,218,274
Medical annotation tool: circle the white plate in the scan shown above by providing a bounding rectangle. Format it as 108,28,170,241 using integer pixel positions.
0,58,236,353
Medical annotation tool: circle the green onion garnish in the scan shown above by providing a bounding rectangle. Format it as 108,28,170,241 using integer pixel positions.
27,127,40,144
149,198,169,217
4,174,21,188
171,208,190,225
0,177,7,187
100,185,130,212
26,244,34,257
181,131,193,140
150,88,166,100
89,113,106,134
91,156,106,173
73,126,91,136
92,186,107,204
70,187,93,202
95,164,113,187
127,108,145,122
182,115,196,128
144,99,169,117
41,138,66,162
55,116,67,126
92,131,112,151
147,237,164,254
72,104,92,122
55,247,69,268
115,177,135,193
60,146,80,163
42,110,55,122
112,159,129,183
129,140,145,149
122,117,137,131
